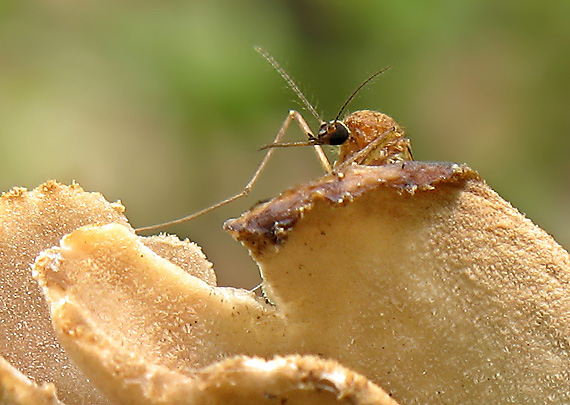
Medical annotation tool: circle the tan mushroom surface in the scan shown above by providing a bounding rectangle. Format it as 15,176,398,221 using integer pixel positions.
0,356,62,405
0,182,128,404
13,160,569,404
2,181,395,404
0,182,215,403
227,162,570,402
16,162,570,403
32,220,396,404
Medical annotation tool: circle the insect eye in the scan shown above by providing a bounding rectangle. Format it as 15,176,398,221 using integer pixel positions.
319,121,349,145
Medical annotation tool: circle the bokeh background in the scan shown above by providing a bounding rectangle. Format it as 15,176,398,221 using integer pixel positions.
1,1,568,288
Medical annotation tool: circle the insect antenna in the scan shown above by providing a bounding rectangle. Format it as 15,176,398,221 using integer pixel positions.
332,66,391,123
255,47,323,124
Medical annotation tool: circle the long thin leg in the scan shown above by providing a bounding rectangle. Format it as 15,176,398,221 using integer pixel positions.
135,110,330,233
289,110,332,172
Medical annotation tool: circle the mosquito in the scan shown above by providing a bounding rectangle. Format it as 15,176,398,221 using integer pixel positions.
135,48,412,233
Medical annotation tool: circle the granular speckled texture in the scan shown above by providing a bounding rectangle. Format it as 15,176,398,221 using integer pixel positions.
0,182,216,404
3,163,569,403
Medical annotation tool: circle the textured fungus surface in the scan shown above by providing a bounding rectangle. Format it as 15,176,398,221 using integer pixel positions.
2,160,569,403
0,182,215,404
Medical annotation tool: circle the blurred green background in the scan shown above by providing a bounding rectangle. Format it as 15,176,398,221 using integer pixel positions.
1,1,568,288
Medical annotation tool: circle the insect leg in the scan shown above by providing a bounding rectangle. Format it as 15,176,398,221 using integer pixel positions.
135,110,329,233
287,110,332,172
332,127,398,172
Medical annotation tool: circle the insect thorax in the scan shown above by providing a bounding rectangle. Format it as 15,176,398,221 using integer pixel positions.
336,110,412,166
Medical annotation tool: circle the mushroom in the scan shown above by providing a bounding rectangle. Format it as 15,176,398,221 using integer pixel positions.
2,181,394,403
0,182,214,403
226,162,570,402
4,157,567,403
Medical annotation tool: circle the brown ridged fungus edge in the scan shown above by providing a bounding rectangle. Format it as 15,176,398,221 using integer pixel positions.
225,161,479,254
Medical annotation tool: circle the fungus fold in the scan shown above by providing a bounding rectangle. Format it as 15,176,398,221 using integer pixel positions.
1,162,569,404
